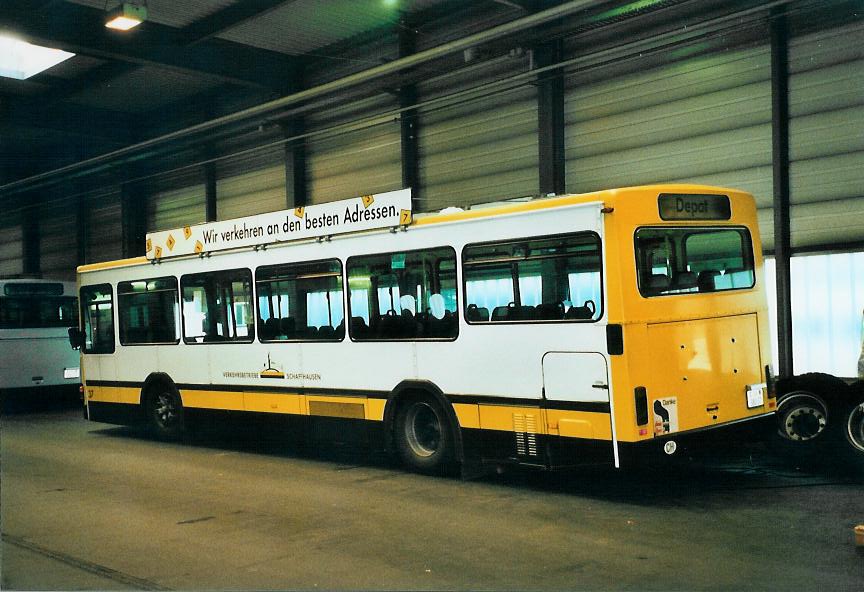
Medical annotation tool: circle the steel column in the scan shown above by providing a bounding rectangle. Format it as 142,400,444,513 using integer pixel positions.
121,184,147,258
399,19,421,210
771,11,793,377
536,40,565,195
21,204,40,276
76,194,88,266
283,120,308,208
204,162,217,222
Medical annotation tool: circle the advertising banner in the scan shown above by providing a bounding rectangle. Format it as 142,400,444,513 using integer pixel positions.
146,188,412,260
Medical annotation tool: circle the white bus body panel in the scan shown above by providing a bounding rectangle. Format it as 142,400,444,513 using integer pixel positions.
80,202,610,405
542,352,609,403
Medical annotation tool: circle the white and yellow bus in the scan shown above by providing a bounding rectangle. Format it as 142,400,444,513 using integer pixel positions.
72,185,775,471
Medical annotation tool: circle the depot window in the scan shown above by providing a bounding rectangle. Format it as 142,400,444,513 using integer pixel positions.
118,277,180,345
181,269,254,344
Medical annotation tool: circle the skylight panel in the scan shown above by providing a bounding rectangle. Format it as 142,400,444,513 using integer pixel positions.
0,34,75,80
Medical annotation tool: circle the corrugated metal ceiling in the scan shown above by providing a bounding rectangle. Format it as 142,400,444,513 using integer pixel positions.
217,0,407,55
40,55,106,80
66,0,237,29
69,65,222,113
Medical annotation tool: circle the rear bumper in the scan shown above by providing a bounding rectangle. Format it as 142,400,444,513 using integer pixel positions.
619,412,776,467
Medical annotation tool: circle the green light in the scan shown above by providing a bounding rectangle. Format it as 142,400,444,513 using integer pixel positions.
594,0,664,21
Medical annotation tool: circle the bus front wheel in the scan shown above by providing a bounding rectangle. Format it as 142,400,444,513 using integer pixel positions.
145,382,185,441
394,395,453,473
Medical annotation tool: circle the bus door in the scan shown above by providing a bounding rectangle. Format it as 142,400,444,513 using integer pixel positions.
542,351,616,463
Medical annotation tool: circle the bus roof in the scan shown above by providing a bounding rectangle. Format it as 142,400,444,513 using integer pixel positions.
78,184,749,275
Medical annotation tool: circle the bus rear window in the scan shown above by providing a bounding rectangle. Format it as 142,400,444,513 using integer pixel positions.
0,296,78,329
635,227,754,297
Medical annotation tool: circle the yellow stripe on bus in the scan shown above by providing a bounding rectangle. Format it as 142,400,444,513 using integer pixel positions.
87,384,614,440
86,385,140,405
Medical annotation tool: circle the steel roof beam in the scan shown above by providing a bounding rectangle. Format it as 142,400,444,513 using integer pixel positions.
180,0,298,46
0,0,298,92
39,0,301,104
1,95,141,144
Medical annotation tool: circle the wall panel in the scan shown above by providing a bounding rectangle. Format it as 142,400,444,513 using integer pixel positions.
0,217,23,277
39,202,77,281
147,171,206,232
307,95,402,205
564,41,774,246
418,56,538,212
217,147,286,220
86,191,123,264
788,21,864,250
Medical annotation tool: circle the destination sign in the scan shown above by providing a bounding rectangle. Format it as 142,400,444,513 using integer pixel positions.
146,188,412,260
658,193,731,221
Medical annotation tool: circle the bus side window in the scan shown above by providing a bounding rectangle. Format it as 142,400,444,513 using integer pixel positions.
180,269,254,344
118,277,180,345
80,284,115,354
255,259,344,342
463,232,602,323
346,247,458,341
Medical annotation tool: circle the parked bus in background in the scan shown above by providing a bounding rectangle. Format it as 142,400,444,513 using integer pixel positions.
71,185,776,472
1,279,80,402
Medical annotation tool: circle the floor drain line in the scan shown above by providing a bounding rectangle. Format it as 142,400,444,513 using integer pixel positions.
2,533,169,591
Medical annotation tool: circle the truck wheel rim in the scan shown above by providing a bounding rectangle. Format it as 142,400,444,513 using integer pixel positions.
154,393,177,427
846,402,864,453
778,393,827,442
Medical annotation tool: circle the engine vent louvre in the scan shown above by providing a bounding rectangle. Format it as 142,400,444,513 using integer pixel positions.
513,413,538,457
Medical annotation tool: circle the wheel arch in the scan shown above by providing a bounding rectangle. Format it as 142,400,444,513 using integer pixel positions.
140,372,180,407
383,380,465,463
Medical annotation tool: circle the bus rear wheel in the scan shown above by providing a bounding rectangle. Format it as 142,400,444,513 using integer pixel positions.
394,395,453,473
841,388,864,456
145,382,185,441
773,373,848,445
776,392,828,443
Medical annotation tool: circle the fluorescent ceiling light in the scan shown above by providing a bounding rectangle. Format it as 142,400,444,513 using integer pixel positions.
105,3,148,31
0,34,75,80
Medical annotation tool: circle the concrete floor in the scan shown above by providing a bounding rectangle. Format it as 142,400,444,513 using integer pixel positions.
1,403,862,591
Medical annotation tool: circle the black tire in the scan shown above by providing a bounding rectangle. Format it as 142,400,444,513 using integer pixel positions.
774,373,848,445
393,395,454,473
839,383,864,459
145,381,185,441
